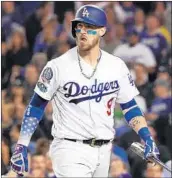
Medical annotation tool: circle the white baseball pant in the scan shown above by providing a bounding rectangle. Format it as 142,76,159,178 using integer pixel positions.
49,138,112,177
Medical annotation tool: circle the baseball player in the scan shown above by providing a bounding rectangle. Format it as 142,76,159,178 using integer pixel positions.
11,5,160,177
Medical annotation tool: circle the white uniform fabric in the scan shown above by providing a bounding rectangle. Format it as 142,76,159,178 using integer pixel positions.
113,43,156,68
35,46,139,140
34,46,139,177
49,139,112,177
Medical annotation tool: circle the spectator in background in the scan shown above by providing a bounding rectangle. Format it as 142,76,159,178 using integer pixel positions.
1,159,8,176
6,76,26,106
152,2,171,45
9,123,21,153
29,153,47,178
101,29,116,54
140,14,168,66
153,2,166,17
2,1,24,38
144,163,163,178
120,2,137,29
9,65,22,87
62,10,76,45
164,2,171,37
18,2,42,19
48,30,72,59
31,52,48,73
28,168,46,178
45,153,56,178
6,26,31,69
146,79,171,121
35,138,50,156
1,34,10,89
102,23,126,54
2,102,14,132
157,66,170,82
51,41,70,58
105,5,116,35
146,79,171,145
13,103,26,124
109,145,131,178
133,63,154,108
24,64,39,100
2,137,10,169
33,14,61,56
132,9,146,34
24,2,54,53
114,23,127,44
113,29,156,73
40,102,53,140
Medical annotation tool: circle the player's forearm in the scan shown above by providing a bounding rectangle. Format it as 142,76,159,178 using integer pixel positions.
17,105,43,146
18,93,48,146
126,115,152,143
128,116,148,134
121,99,152,142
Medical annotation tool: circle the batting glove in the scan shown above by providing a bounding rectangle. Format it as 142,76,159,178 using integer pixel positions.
10,144,28,176
144,137,160,160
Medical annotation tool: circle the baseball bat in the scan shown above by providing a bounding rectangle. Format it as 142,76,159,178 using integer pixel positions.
129,142,172,173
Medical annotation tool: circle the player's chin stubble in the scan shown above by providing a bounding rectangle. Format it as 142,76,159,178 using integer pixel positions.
76,37,99,51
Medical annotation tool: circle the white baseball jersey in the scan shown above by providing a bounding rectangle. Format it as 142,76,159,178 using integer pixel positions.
113,43,156,68
34,47,139,140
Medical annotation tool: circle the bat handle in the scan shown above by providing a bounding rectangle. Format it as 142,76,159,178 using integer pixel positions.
151,157,172,173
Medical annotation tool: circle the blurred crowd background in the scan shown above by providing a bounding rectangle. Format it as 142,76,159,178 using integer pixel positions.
1,1,172,178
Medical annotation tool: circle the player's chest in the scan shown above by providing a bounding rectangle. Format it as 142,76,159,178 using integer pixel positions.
57,63,120,104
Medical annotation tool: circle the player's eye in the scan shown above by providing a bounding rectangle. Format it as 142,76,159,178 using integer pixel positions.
76,23,84,29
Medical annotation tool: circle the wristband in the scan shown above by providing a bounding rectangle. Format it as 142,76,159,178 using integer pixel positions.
138,127,151,142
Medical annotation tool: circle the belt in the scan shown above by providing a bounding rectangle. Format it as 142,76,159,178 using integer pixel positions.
64,138,111,147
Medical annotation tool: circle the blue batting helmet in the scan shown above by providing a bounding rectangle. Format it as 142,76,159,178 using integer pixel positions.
71,5,107,37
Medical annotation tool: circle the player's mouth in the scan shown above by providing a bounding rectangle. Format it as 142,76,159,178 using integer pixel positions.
80,36,87,42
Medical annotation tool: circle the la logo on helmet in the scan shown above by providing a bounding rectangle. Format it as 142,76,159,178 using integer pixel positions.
82,8,89,17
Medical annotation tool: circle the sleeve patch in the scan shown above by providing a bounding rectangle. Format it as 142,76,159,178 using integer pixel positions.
37,82,47,93
41,67,53,83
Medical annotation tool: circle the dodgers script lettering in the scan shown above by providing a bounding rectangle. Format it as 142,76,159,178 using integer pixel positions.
63,79,119,104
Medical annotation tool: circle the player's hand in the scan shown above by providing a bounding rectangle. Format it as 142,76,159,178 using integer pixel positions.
10,144,28,177
144,137,160,160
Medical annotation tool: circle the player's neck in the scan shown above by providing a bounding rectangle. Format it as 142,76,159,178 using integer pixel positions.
78,45,100,67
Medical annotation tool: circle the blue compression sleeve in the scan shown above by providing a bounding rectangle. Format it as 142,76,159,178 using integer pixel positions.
30,93,48,110
18,93,49,146
120,99,143,123
120,99,137,110
120,99,151,142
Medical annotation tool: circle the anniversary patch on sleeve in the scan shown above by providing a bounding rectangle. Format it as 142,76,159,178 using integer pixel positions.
41,67,53,83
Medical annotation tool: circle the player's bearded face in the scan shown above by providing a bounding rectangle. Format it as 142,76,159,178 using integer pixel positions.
75,23,101,51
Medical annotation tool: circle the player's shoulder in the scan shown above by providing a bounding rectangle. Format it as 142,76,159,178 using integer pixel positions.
101,49,125,65
47,47,77,66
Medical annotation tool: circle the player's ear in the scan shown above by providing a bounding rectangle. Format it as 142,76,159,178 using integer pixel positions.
99,27,106,37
